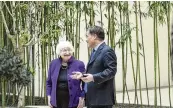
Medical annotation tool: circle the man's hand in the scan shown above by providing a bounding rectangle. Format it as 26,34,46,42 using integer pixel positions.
81,74,94,83
77,97,84,108
70,71,83,80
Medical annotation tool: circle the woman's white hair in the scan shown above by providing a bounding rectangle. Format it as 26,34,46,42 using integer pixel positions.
56,41,74,55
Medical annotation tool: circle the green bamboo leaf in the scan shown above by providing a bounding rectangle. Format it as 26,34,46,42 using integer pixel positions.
104,14,108,19
138,43,143,50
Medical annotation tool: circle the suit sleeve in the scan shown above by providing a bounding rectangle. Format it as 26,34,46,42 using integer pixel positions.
93,48,117,84
46,63,52,96
79,61,86,97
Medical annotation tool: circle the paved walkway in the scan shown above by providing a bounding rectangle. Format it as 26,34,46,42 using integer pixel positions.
24,87,173,108
116,86,173,107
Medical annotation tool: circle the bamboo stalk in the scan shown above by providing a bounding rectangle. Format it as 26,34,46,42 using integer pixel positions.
77,1,81,59
134,1,143,106
110,1,114,49
43,3,48,102
69,2,73,46
43,3,48,100
166,1,172,107
107,2,110,46
43,44,47,103
132,2,139,105
31,45,35,105
72,2,75,48
118,2,125,103
84,2,90,59
153,2,157,107
100,1,103,27
155,3,162,106
90,1,94,26
138,1,150,106
124,2,130,104
88,1,95,56
75,1,79,58
41,44,44,98
129,32,139,105
122,2,126,104
1,77,5,108
65,2,69,41
26,47,30,105
41,42,47,103
0,3,4,48
40,3,44,98
12,84,16,104
0,4,4,106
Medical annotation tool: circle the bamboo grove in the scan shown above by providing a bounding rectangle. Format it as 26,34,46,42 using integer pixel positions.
0,1,172,108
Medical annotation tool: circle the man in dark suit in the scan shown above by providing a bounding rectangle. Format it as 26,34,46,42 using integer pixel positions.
71,26,117,108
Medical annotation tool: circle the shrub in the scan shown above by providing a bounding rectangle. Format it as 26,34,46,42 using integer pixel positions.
0,47,32,86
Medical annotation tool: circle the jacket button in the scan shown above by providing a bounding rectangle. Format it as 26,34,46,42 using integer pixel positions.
70,87,72,89
70,94,72,97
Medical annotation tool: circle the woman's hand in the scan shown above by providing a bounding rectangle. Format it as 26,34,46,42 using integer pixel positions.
77,97,84,108
48,96,53,108
70,71,83,80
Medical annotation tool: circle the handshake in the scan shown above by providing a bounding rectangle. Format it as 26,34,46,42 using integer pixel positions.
70,72,94,83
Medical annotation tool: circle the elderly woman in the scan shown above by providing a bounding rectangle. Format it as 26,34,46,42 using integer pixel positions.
46,41,85,108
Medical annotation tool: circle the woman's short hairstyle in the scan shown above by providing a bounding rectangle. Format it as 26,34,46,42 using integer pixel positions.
56,41,74,55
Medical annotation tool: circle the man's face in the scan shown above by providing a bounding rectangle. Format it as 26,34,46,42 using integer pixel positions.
86,32,96,48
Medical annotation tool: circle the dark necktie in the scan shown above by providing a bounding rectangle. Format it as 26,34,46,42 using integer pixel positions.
89,49,95,63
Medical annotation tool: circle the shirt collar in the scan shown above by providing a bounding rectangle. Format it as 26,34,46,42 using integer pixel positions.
94,41,105,51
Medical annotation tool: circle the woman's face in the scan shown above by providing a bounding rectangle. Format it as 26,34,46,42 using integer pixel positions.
59,47,72,62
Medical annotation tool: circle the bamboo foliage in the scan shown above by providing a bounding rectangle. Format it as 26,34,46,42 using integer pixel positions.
148,2,172,107
117,1,131,104
0,1,172,108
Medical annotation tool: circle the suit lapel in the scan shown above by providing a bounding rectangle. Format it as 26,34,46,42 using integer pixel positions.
87,42,106,67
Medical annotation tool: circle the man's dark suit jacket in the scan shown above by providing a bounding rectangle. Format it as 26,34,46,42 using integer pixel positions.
86,42,117,106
